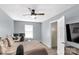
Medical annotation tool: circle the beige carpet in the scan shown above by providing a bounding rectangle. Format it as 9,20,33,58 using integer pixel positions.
7,40,57,55
22,40,57,55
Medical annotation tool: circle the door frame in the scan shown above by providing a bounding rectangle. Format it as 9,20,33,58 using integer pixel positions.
49,16,66,55
57,16,65,55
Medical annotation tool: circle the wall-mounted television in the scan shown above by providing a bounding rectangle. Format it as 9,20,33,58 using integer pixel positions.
66,23,79,43
13,33,19,37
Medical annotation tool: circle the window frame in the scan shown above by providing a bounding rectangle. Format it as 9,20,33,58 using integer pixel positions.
25,24,33,39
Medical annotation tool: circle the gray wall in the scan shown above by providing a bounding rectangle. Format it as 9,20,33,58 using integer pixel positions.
41,12,64,48
14,21,41,41
41,5,79,48
0,8,14,37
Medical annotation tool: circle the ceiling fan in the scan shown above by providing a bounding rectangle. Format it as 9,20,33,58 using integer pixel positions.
23,8,45,16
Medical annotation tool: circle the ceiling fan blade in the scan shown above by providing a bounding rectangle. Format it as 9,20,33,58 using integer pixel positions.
23,14,31,16
35,13,45,15
28,8,32,12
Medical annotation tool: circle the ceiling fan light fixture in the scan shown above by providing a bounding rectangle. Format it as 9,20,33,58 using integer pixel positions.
23,8,45,18
31,15,36,19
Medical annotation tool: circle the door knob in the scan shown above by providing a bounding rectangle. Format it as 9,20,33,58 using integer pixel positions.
61,42,66,44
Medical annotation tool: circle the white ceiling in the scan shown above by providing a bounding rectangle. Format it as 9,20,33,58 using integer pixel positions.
0,4,75,22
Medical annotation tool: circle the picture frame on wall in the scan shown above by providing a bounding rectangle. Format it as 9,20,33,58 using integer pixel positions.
73,27,79,33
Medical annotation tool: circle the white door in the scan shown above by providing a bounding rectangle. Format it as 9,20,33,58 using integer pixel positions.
57,16,65,55
51,22,57,48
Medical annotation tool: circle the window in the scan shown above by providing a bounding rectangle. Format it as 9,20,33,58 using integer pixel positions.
25,25,33,38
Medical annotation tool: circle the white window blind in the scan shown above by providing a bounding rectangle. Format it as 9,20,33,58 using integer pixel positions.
25,25,33,38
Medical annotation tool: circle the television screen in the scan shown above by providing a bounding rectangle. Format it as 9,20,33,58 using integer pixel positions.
66,23,79,43
66,24,72,41
13,33,19,37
